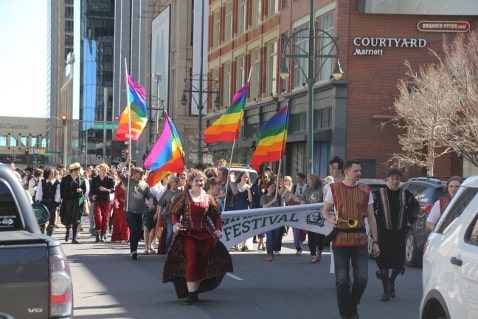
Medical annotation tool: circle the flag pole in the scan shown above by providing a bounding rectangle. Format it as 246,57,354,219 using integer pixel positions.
124,58,132,212
275,158,283,202
223,138,237,210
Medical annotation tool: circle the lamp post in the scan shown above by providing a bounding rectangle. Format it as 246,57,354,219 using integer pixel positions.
61,114,68,167
181,75,220,164
150,73,164,146
280,0,343,174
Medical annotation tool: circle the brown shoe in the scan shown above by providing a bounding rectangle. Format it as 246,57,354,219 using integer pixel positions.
267,254,273,262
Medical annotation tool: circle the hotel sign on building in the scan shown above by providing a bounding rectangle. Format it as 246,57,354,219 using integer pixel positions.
353,37,427,56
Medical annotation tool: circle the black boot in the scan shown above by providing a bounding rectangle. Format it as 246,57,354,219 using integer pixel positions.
389,268,404,298
379,269,390,302
65,227,70,242
95,230,102,243
46,224,54,236
72,227,79,244
186,291,199,304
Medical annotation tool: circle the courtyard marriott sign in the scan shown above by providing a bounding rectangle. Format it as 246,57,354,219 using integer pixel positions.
353,37,427,56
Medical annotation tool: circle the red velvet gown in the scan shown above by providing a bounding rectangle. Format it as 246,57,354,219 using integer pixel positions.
111,183,130,242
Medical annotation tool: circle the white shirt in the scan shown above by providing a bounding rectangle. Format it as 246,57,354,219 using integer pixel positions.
426,199,441,225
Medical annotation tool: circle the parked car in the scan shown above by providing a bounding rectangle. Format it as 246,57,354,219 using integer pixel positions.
360,178,388,193
400,177,447,267
0,163,73,318
420,175,478,319
228,163,258,183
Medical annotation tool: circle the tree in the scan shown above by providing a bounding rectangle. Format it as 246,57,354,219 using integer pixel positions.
389,32,478,175
441,32,478,166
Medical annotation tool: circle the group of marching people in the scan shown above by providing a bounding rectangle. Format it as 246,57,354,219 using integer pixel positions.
13,154,462,318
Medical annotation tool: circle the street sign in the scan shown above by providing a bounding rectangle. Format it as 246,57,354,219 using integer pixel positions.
93,123,118,130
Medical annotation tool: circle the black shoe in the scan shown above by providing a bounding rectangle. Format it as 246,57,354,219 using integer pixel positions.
95,235,101,243
389,283,396,298
72,239,79,244
186,291,199,304
131,251,138,260
380,292,390,302
65,232,70,242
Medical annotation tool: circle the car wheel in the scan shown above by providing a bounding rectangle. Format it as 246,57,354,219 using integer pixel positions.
405,229,421,267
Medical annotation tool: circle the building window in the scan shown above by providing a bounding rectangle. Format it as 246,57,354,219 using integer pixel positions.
212,9,220,47
210,68,220,111
65,48,73,60
289,112,306,133
314,107,331,129
292,26,308,89
267,0,278,17
237,0,246,35
235,55,245,90
266,41,277,96
65,35,73,46
65,6,73,18
224,2,232,41
250,49,260,100
244,122,259,139
0,135,7,147
317,11,335,81
222,63,231,106
65,20,73,33
251,0,261,26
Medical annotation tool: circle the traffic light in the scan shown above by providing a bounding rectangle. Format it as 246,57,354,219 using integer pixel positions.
25,147,29,155
61,114,67,125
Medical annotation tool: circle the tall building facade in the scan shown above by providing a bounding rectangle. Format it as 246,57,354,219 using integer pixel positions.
47,0,74,166
139,0,209,167
72,0,115,166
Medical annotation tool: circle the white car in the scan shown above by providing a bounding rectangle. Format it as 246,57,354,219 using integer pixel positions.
420,175,478,319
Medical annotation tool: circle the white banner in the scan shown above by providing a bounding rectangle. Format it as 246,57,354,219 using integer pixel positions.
219,203,333,249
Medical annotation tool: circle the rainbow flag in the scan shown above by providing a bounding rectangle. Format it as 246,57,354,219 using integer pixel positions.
203,83,249,144
249,102,289,171
114,74,148,141
144,112,185,186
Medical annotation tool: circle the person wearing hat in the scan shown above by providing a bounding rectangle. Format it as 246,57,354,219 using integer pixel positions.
59,162,87,244
121,166,155,260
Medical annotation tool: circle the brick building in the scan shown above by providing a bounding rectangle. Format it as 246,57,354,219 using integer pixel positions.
205,0,477,178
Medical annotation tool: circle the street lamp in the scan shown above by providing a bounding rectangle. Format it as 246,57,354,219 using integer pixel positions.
280,0,343,174
149,73,164,146
181,75,220,164
61,114,68,167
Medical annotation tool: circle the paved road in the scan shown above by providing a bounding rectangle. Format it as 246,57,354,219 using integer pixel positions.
58,227,422,319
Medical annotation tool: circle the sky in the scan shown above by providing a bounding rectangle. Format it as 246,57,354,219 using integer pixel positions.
0,0,47,118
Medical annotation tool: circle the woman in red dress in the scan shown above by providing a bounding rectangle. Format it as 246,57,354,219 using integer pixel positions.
111,180,129,243
162,169,233,303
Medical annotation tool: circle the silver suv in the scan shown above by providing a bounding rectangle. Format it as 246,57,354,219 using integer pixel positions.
420,175,478,319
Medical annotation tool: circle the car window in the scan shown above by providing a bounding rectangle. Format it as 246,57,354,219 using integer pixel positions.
0,180,22,230
415,186,434,205
436,187,478,235
465,214,478,245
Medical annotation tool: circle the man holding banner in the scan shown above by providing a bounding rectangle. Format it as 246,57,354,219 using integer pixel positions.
322,159,380,319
